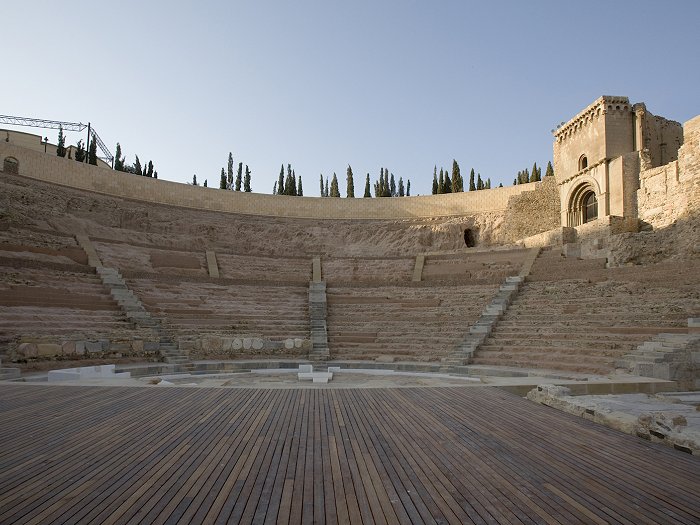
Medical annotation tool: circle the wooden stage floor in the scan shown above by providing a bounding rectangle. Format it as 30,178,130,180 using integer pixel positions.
0,383,698,524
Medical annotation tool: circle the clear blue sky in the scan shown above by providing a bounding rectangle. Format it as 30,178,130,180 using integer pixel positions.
3,1,699,195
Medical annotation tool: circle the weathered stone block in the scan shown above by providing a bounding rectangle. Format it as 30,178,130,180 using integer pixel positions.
37,343,61,357
131,339,144,353
61,341,76,356
17,343,38,359
203,335,223,352
75,341,86,356
243,338,252,350
85,341,103,354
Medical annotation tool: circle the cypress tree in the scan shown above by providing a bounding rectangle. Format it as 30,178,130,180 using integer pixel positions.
88,137,98,165
74,139,86,163
545,161,554,178
325,177,329,197
319,174,324,196
114,143,124,171
531,162,539,182
154,171,157,179
469,168,476,191
406,179,411,196
133,155,142,175
477,173,483,190
438,169,444,194
384,170,391,197
227,153,234,188
346,165,355,198
236,163,243,191
243,165,251,192
524,168,530,183
513,178,517,185
204,179,208,187
291,168,298,196
389,173,396,197
330,173,340,197
146,160,154,178
297,175,303,196
432,167,438,195
220,168,226,189
486,178,491,189
57,126,66,157
398,177,405,197
499,182,503,187
273,181,277,194
284,164,292,195
452,159,462,192
444,170,452,193
276,165,283,194
364,173,371,197
192,174,198,186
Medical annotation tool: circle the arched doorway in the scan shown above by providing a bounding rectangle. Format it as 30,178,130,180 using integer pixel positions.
2,157,19,174
567,183,598,226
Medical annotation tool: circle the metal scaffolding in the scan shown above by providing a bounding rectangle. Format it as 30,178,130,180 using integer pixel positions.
0,114,114,167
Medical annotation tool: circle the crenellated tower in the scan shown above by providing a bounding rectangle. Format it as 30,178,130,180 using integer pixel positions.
553,96,682,228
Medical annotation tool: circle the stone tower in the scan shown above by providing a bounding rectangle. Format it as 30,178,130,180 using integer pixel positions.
552,96,682,228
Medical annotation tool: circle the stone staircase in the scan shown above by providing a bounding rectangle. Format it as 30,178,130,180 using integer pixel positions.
443,276,524,366
443,247,540,366
309,281,330,360
617,323,699,388
95,266,188,366
0,358,20,380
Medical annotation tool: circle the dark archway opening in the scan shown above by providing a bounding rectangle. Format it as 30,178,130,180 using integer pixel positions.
464,228,476,248
3,157,19,174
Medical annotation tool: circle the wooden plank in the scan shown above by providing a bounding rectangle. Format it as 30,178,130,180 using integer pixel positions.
0,384,698,525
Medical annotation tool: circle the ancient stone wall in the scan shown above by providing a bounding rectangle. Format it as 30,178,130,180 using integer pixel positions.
638,115,700,229
0,142,536,220
499,176,561,244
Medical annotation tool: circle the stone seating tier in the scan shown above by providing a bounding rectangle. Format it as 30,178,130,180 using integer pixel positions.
472,252,699,374
129,279,310,341
326,284,498,361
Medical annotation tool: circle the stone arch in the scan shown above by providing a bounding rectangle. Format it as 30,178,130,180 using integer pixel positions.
578,154,588,171
566,181,598,227
2,156,19,174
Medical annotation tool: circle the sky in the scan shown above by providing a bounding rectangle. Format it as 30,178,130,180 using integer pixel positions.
3,0,699,196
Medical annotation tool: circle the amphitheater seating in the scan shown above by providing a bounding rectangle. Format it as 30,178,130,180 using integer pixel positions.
472,248,700,374
327,283,498,361
322,256,415,284
94,241,209,277
216,253,311,282
129,278,310,340
421,248,530,283
0,265,129,349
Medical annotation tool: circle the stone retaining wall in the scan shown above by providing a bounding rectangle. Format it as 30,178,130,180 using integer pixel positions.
0,142,536,220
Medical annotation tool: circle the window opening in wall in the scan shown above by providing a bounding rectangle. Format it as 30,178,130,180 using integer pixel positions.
463,228,476,248
583,191,598,223
579,154,588,171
